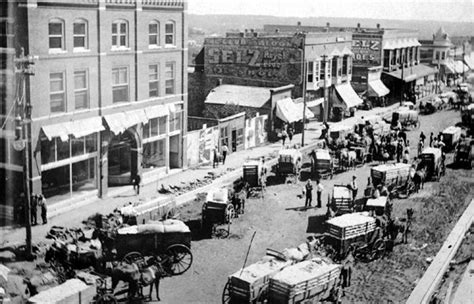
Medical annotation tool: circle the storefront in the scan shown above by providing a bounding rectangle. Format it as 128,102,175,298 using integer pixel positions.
332,83,364,120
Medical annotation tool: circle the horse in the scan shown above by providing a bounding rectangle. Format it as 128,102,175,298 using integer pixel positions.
339,149,356,171
387,208,414,244
413,165,427,193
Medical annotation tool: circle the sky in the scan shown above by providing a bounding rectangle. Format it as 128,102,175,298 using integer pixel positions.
187,0,474,23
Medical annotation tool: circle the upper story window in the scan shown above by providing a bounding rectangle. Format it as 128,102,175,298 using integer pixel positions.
50,72,66,113
149,64,160,98
165,62,175,95
165,21,175,46
49,19,65,50
112,67,129,103
112,20,128,49
307,61,314,83
73,19,88,49
149,21,160,46
74,70,89,109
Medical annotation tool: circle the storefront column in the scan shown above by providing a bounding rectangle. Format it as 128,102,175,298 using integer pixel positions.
98,132,108,198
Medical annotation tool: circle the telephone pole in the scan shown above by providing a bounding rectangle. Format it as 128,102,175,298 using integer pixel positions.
14,47,36,260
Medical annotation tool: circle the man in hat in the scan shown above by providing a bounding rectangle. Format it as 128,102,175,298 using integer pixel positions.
349,176,358,201
315,179,324,208
304,179,313,208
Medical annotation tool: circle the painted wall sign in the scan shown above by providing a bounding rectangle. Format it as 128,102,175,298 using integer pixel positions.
204,36,304,84
352,37,383,66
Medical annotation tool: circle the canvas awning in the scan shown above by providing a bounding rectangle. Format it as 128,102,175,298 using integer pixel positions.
293,102,315,120
42,116,104,141
104,109,147,135
275,98,301,123
367,80,390,97
145,104,168,120
307,98,324,108
335,83,363,108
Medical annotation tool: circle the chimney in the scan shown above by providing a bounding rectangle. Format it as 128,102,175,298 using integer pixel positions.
376,23,380,29
297,21,301,26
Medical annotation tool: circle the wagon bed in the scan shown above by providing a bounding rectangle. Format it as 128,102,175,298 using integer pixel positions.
371,163,411,190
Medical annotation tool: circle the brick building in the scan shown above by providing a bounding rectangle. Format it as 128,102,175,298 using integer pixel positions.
0,0,187,209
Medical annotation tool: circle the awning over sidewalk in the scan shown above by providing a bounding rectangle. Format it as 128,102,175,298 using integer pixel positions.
293,102,315,120
42,116,104,141
383,64,437,82
104,109,147,135
275,98,302,123
367,80,390,97
335,83,363,108
145,104,168,120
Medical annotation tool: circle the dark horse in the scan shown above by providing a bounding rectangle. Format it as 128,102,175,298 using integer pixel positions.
387,208,414,244
413,164,427,193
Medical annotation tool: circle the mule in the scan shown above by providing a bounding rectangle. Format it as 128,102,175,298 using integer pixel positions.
387,208,414,244
413,166,427,193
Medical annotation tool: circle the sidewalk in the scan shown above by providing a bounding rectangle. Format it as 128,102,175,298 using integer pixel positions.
0,104,398,248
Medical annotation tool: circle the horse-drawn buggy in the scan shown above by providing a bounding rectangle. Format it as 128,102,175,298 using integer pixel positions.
441,126,462,153
309,149,334,179
243,160,266,198
267,257,341,303
324,213,386,262
276,148,302,183
202,188,237,238
454,137,474,168
418,147,444,181
391,109,419,130
368,163,412,198
328,185,354,216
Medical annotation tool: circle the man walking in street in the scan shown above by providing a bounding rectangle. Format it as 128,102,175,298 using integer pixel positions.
429,132,434,147
315,179,324,208
221,143,229,165
349,176,358,201
304,179,313,208
133,174,141,195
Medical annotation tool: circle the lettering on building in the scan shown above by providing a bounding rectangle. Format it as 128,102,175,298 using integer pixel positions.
352,37,382,65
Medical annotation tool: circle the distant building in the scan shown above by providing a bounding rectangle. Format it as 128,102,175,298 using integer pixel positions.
0,0,187,210
189,28,360,131
264,22,438,105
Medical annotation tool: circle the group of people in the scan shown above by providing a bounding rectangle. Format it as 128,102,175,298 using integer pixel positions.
213,142,229,168
31,193,48,225
279,123,295,147
304,175,359,210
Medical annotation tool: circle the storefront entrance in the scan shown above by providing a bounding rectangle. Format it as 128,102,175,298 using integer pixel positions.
169,134,180,169
108,130,138,185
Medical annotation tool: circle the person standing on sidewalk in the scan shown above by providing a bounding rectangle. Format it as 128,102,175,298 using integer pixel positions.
221,143,229,165
133,174,141,195
213,145,219,168
304,179,313,208
30,194,38,226
38,194,47,225
288,126,294,144
429,132,434,147
315,179,324,208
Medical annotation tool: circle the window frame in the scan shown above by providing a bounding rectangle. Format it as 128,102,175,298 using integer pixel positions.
307,61,314,83
50,72,66,113
165,20,175,46
74,70,89,110
149,64,160,98
148,20,160,47
165,62,175,95
112,19,129,49
73,19,88,50
112,66,129,103
48,19,65,51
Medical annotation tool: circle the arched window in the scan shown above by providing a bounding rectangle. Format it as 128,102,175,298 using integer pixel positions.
149,20,160,46
73,19,88,49
49,18,65,50
112,19,128,48
165,20,175,46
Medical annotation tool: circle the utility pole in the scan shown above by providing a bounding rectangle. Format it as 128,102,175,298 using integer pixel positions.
400,53,405,106
462,42,466,83
301,59,307,147
14,47,36,260
322,54,328,123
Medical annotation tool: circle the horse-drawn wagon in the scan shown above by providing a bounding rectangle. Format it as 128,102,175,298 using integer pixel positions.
276,149,302,182
243,160,266,198
441,126,462,153
391,109,419,130
369,163,411,197
120,196,177,226
454,137,474,168
202,188,236,237
329,124,354,144
418,147,444,181
324,213,386,262
309,149,334,179
329,185,354,216
267,257,341,304
365,196,391,217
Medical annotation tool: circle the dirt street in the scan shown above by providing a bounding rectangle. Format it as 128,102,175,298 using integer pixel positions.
155,108,473,303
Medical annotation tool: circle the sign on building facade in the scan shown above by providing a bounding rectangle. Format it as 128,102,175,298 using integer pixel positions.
352,34,383,66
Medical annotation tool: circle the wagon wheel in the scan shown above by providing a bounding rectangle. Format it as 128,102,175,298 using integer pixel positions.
122,251,144,264
222,281,231,304
96,293,118,304
164,244,193,276
225,204,236,224
371,239,387,260
256,287,268,303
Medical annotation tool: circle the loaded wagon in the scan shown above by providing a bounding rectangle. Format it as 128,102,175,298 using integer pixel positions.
369,163,411,197
267,258,341,304
276,149,302,181
454,137,474,168
442,126,462,152
329,124,353,143
419,147,444,181
324,213,385,262
113,219,193,276
310,149,334,179
365,196,391,217
222,250,293,304
329,185,353,216
243,160,266,197
120,196,177,225
202,188,236,237
391,109,419,130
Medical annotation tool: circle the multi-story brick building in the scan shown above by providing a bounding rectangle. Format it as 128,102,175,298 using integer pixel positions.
0,0,187,211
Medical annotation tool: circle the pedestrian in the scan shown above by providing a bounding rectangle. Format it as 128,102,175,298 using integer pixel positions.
221,143,229,165
38,194,47,225
315,179,324,208
133,174,141,195
340,249,354,294
304,179,313,208
433,138,439,148
213,145,219,168
288,126,294,143
281,128,288,147
30,194,38,225
429,132,434,147
349,176,358,201
403,150,410,164
418,139,424,156
396,140,403,163
420,132,426,145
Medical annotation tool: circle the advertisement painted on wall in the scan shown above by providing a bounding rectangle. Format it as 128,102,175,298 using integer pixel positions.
204,36,304,85
352,35,383,66
199,126,219,163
